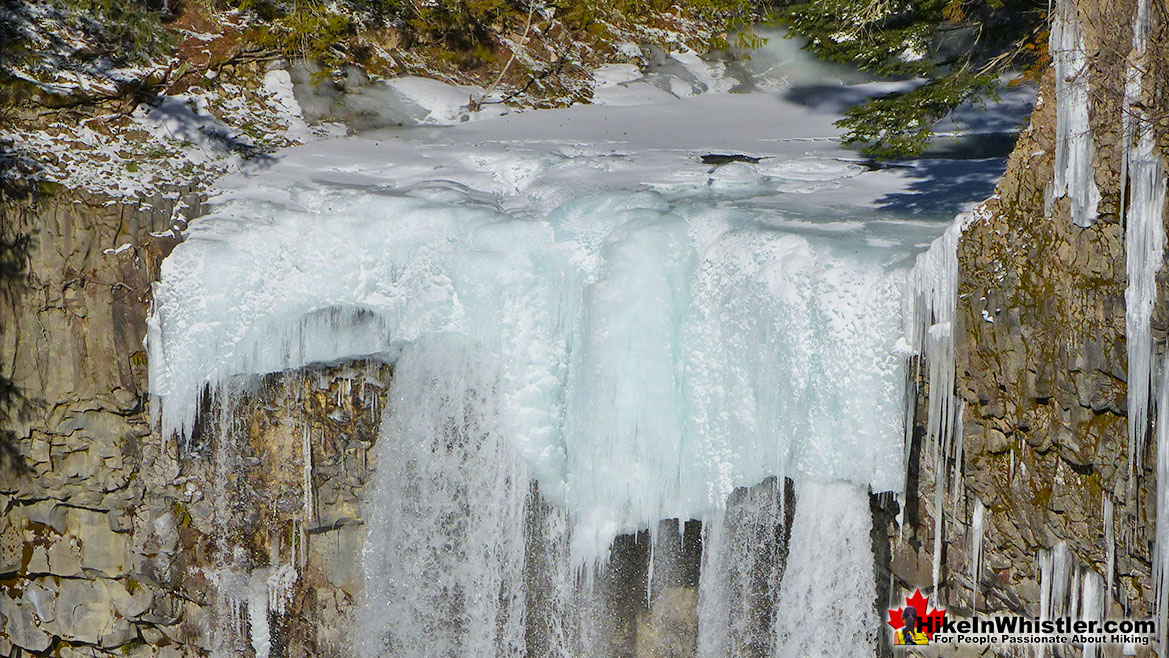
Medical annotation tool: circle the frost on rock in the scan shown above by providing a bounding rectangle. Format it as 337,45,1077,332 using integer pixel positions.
1049,0,1100,228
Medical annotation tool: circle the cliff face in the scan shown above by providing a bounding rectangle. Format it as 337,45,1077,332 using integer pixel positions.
0,179,392,655
0,184,205,655
893,0,1169,641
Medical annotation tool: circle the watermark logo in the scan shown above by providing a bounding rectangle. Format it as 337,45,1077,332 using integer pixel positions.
888,589,947,646
887,588,1154,650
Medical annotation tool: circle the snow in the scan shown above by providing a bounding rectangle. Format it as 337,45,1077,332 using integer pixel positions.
132,96,244,165
1049,0,1100,227
262,69,314,144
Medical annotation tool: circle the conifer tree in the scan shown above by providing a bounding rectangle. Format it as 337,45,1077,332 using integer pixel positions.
777,0,1048,158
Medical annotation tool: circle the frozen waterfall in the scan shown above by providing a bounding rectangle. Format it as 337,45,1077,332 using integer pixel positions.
146,59,1022,654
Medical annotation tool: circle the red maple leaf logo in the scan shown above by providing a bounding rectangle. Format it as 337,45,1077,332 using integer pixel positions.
887,589,946,640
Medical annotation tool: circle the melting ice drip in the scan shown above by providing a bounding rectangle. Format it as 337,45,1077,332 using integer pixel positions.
150,172,929,653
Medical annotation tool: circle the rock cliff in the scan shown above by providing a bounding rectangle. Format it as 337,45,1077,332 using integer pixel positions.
890,0,1169,655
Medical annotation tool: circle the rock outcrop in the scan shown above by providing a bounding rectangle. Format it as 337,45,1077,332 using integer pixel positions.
891,0,1169,654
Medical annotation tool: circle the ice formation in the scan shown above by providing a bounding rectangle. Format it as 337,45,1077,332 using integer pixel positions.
1082,570,1103,658
970,498,986,605
1050,0,1100,228
902,210,974,590
146,40,1032,653
1124,0,1167,471
150,178,914,561
1126,0,1169,647
1156,353,1169,648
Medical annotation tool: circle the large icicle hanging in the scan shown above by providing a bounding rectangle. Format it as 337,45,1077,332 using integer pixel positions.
1050,0,1100,228
1124,0,1167,470
970,498,986,607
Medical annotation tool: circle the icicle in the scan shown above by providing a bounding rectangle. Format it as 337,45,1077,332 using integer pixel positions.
1124,0,1166,473
302,422,314,525
932,460,944,595
1104,496,1114,603
247,572,272,658
1037,549,1054,658
1082,570,1103,658
268,564,298,615
1051,543,1071,617
1155,352,1169,649
646,524,657,606
970,498,986,608
951,401,965,510
905,211,977,597
1050,0,1100,227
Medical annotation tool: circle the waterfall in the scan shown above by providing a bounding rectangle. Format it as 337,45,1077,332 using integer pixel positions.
355,336,564,656
143,72,1006,653
772,481,879,658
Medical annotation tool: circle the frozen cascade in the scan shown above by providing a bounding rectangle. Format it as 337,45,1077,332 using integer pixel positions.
142,55,1029,652
150,187,911,561
1123,0,1166,472
903,210,975,590
1050,0,1100,227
